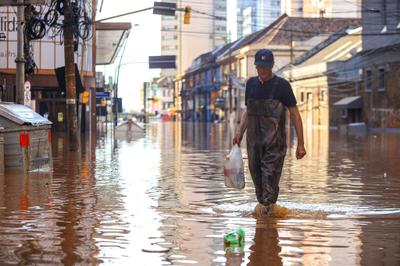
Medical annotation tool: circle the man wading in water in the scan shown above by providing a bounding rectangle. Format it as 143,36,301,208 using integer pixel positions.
233,49,306,217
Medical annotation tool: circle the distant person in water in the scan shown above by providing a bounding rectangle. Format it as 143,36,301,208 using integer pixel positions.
233,49,306,217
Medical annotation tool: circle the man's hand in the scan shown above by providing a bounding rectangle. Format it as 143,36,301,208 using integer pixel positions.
296,145,306,159
232,133,242,146
288,106,306,160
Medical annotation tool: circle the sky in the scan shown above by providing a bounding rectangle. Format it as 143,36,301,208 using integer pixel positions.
96,0,161,112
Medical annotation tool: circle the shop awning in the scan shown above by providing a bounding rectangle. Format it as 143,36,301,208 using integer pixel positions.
96,22,131,65
333,96,362,109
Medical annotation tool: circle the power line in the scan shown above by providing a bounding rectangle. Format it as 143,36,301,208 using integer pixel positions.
160,25,400,38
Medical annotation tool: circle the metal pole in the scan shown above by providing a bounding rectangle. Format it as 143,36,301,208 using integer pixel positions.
143,82,148,123
15,0,25,104
179,0,182,76
113,34,130,126
64,0,79,151
228,32,232,115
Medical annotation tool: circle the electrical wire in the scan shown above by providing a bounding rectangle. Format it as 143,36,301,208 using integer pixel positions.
25,0,93,45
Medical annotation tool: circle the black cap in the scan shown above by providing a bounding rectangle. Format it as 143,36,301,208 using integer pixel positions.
254,49,274,67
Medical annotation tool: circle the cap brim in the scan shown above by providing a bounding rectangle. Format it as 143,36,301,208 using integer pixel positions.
254,61,274,67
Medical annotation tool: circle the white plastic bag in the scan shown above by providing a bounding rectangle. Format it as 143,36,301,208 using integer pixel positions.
224,144,245,189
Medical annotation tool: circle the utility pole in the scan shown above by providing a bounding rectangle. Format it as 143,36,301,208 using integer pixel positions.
15,0,25,104
228,31,232,114
64,0,79,150
179,0,183,76
289,31,294,81
143,82,148,123
287,30,294,142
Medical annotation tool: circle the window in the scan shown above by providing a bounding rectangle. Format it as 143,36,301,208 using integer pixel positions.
239,58,246,79
341,109,348,119
162,15,177,20
162,25,177,31
300,91,305,102
162,45,178,51
162,35,178,41
216,5,225,11
320,90,326,102
365,69,372,91
378,68,385,91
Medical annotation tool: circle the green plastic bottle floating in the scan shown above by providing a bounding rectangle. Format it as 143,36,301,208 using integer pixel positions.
224,228,245,247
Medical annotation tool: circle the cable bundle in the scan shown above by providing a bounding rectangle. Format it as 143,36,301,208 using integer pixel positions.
23,0,93,76
25,0,93,43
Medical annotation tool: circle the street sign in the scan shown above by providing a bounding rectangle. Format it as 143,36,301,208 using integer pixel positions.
112,97,122,113
149,55,176,69
153,2,176,16
0,0,45,6
95,91,111,99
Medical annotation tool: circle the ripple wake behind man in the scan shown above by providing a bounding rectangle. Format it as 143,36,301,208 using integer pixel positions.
233,49,307,217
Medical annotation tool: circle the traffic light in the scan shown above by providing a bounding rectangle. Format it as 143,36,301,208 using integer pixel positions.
81,91,89,104
184,6,191,24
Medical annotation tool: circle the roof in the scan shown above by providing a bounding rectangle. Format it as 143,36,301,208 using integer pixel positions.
156,76,173,86
333,96,362,109
293,27,362,66
268,17,361,46
359,42,400,56
218,14,289,59
0,103,52,126
186,42,236,74
217,15,361,61
96,22,132,65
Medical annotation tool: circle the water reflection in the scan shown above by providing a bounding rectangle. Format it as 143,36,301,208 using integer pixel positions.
0,122,399,265
248,220,282,266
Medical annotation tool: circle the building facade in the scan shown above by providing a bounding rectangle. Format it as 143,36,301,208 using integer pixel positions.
256,0,282,29
0,4,95,132
283,0,361,18
280,28,362,129
360,0,400,129
160,0,227,119
180,47,227,122
178,15,361,124
217,15,361,122
160,0,227,78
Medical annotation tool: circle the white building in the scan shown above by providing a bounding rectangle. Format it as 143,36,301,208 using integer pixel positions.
282,0,361,18
160,0,227,78
227,0,258,41
257,0,282,30
231,0,361,42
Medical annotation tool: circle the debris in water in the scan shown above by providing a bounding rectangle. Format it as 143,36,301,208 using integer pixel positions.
142,244,170,253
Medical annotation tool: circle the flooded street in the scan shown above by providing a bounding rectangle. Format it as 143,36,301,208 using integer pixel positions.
1,122,400,265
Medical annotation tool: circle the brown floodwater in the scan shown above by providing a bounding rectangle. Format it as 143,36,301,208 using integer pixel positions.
0,122,400,265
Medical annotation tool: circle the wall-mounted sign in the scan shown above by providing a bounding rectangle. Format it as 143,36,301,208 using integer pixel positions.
0,6,92,71
24,81,31,107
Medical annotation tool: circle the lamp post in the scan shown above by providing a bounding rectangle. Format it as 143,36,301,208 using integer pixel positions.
113,32,130,126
